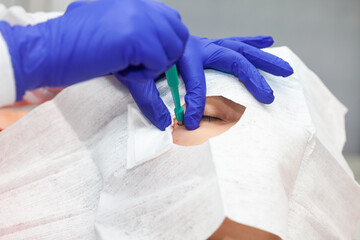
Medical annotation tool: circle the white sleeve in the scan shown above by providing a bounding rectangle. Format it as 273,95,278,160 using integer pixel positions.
0,32,16,107
0,4,63,26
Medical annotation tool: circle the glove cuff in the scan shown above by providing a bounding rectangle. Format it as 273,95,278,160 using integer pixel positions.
0,21,50,101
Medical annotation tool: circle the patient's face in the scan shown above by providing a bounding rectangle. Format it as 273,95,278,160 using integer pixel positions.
172,96,245,146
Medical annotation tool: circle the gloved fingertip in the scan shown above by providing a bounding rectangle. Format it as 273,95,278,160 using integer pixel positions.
157,111,172,131
281,62,294,77
184,120,200,131
247,35,274,48
184,112,201,130
261,84,275,104
251,84,275,104
149,105,172,131
259,92,275,104
261,36,274,46
183,94,205,130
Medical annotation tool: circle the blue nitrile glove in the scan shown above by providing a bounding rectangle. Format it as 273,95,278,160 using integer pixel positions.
0,0,189,101
178,35,294,129
118,35,293,131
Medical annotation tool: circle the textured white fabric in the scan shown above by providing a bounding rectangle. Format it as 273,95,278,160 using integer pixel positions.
95,142,223,240
126,103,173,170
155,46,360,239
0,4,62,26
204,47,359,240
0,33,16,106
0,76,224,240
0,46,359,240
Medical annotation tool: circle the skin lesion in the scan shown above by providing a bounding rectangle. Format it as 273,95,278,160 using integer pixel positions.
171,96,246,146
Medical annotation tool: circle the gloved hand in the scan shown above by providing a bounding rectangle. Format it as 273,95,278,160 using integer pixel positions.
0,0,189,101
119,35,294,131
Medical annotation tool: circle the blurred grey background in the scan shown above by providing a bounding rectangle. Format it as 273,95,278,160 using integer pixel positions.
1,0,359,155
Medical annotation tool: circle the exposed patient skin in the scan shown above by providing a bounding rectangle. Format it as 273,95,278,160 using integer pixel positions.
0,109,29,131
0,88,63,131
172,96,246,146
171,96,280,240
209,218,281,240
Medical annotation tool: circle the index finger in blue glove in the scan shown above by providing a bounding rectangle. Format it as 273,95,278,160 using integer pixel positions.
116,76,172,131
204,44,274,104
213,35,274,49
177,40,206,130
216,40,294,77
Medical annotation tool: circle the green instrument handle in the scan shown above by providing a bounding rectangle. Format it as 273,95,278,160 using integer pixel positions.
165,65,184,122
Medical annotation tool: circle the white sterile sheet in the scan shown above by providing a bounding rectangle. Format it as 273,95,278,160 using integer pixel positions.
0,47,359,240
